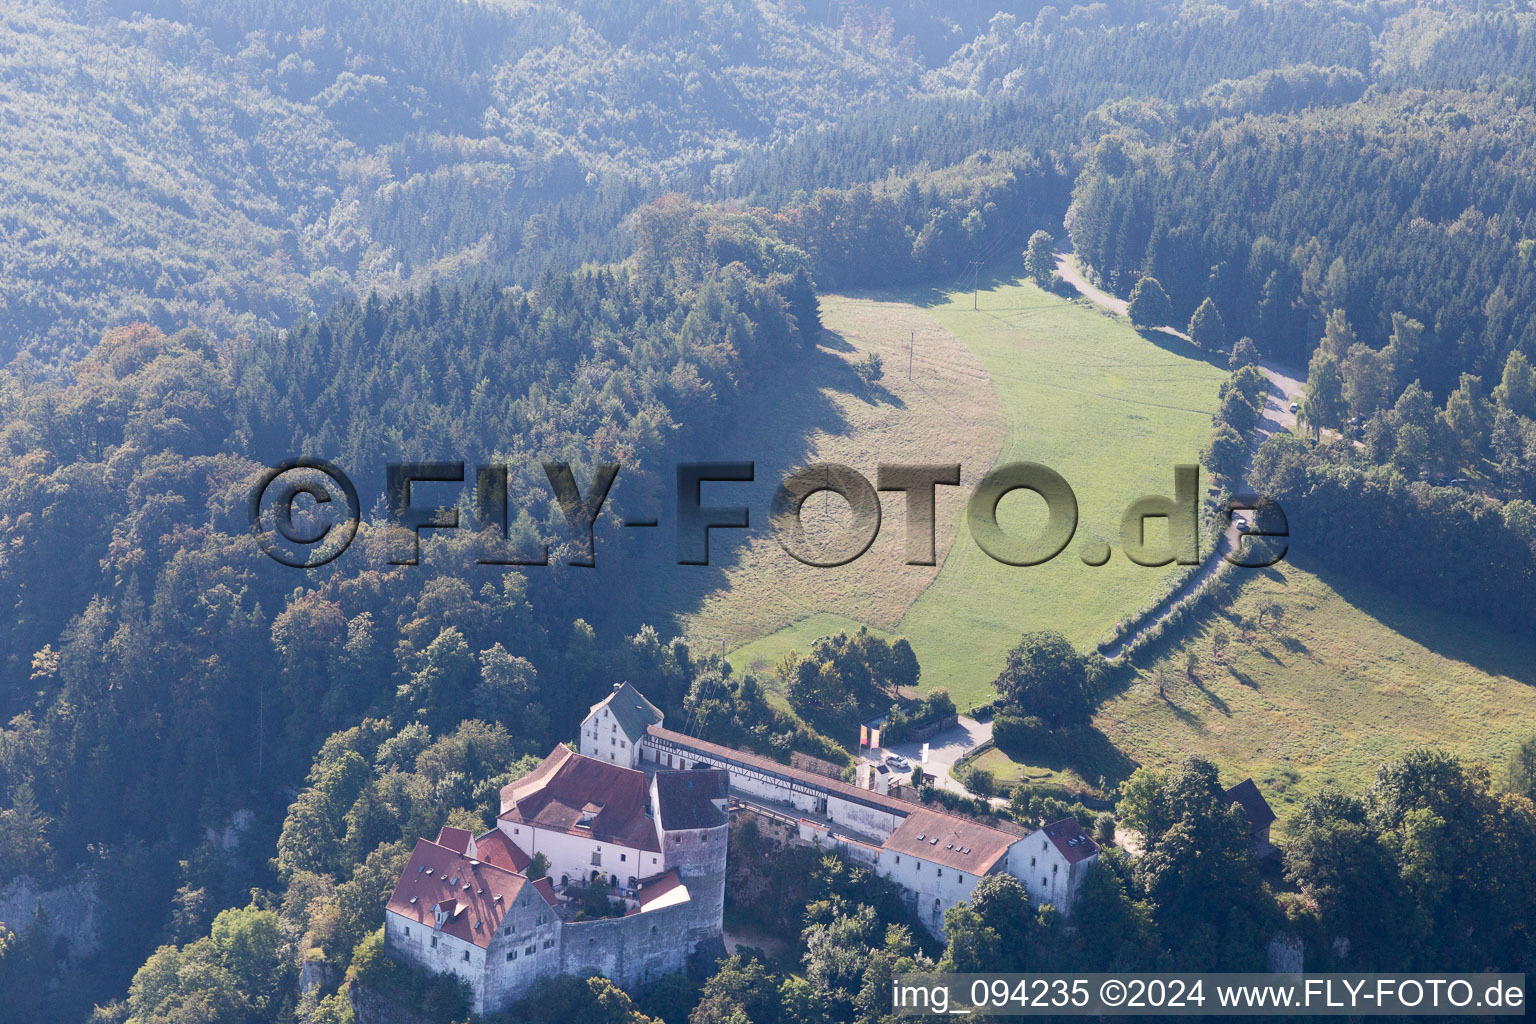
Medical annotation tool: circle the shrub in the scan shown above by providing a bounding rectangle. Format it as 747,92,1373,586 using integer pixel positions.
955,764,996,797
855,351,884,385
1094,811,1117,843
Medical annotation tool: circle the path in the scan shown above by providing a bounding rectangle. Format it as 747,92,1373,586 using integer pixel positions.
1053,254,1304,660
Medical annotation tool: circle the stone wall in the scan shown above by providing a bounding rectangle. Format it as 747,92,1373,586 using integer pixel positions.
557,899,694,992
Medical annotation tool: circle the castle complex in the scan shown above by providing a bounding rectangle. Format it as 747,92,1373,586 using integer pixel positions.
385,683,1097,1013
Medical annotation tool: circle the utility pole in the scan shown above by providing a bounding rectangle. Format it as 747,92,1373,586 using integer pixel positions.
970,260,983,309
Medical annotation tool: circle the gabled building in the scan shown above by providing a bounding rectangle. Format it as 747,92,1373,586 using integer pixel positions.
579,682,662,768
1022,818,1100,914
389,684,1105,1008
587,684,1102,937
875,807,1028,934
1224,778,1279,859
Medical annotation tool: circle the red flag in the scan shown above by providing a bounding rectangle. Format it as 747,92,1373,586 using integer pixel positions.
859,725,868,748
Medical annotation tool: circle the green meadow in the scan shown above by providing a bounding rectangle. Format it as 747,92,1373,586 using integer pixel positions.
721,278,1228,706
1089,560,1536,832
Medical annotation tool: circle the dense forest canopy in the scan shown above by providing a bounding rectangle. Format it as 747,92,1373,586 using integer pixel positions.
12,0,1535,363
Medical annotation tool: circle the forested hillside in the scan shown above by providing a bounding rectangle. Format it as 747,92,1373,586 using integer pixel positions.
1,0,915,361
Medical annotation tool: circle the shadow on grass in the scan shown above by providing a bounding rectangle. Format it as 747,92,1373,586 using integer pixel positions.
1290,551,1536,687
847,252,1038,310
607,329,871,642
1189,675,1231,716
1135,327,1229,371
998,725,1141,792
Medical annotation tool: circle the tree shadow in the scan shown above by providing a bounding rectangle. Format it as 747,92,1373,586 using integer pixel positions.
1229,667,1259,689
1161,695,1207,730
1287,551,1536,686
603,333,867,639
999,724,1141,791
1134,327,1229,371
1276,634,1308,655
1188,675,1231,716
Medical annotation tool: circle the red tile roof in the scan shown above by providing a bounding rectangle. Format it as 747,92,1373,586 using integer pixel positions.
882,807,1018,873
435,826,472,855
625,869,691,915
499,745,660,853
386,838,528,949
473,828,531,873
1042,817,1099,865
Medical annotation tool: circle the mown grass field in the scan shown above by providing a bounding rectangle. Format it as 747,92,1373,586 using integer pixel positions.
675,293,1007,660
890,279,1227,703
719,277,1229,706
1083,560,1536,833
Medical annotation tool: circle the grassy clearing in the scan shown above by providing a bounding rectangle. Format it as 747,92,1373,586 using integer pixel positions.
717,277,1228,705
681,293,1006,658
971,747,1099,794
886,278,1227,704
724,612,894,680
1080,559,1536,833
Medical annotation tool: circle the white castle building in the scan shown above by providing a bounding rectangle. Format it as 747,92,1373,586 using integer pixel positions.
581,683,1098,936
386,683,1097,1011
384,742,728,1014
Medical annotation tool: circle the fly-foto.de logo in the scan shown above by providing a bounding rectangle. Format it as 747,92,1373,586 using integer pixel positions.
249,459,1287,570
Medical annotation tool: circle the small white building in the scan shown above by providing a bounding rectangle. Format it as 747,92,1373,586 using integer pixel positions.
579,682,662,769
1016,817,1099,915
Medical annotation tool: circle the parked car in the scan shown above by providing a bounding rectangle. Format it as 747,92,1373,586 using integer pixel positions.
1232,514,1248,530
884,754,911,772
1289,401,1301,414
